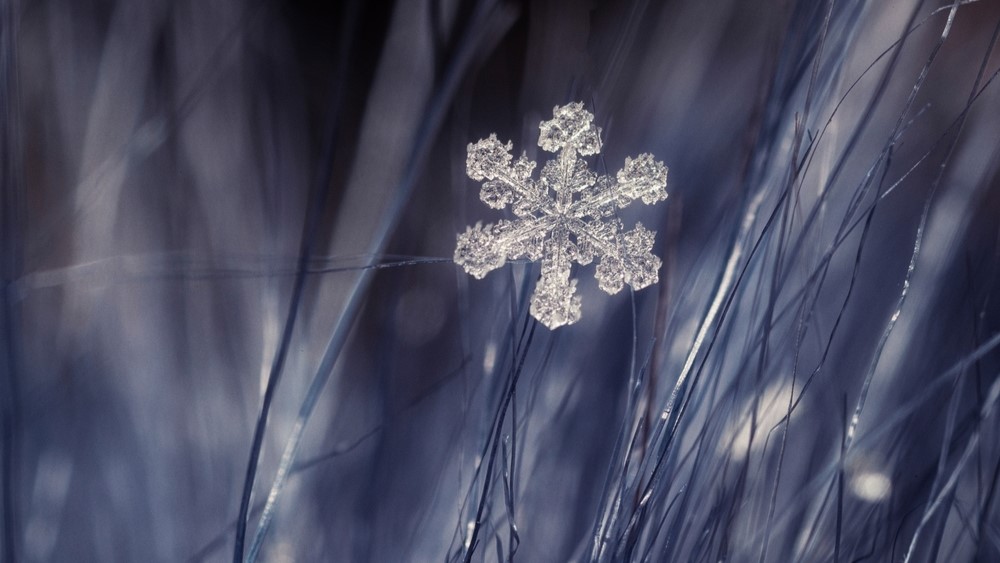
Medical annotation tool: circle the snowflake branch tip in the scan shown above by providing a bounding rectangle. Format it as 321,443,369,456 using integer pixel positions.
538,102,602,156
457,103,669,328
454,222,505,279
617,154,668,205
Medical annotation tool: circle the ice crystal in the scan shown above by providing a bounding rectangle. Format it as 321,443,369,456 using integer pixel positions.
455,102,668,329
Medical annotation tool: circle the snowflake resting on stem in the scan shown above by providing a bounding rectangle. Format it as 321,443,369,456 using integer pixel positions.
455,102,668,329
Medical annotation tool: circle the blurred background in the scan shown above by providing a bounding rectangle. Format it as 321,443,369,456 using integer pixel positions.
3,0,1000,561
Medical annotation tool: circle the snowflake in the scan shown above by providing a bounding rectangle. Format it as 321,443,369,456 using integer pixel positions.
455,102,668,329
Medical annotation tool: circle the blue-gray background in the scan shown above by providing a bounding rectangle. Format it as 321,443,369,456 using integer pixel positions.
3,0,1000,561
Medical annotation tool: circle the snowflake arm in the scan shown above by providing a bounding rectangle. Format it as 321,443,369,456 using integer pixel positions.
466,135,548,216
538,102,602,156
592,223,661,294
616,153,668,205
530,266,581,329
566,154,667,219
529,227,582,328
454,215,558,278
456,102,669,329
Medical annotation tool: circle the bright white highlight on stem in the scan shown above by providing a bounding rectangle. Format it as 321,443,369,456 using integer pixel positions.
849,471,892,502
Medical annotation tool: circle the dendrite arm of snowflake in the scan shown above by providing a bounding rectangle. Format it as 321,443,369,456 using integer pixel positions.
454,216,557,279
529,228,581,329
538,102,602,156
466,134,547,216
567,153,667,220
591,223,661,295
616,153,668,205
454,222,504,279
530,269,581,329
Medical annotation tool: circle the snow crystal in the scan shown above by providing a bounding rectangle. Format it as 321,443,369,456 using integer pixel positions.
455,102,668,329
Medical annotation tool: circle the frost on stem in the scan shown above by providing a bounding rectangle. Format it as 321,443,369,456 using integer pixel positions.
455,102,668,329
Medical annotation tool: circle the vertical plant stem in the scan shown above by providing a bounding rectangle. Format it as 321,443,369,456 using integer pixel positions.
0,0,21,559
232,3,359,559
